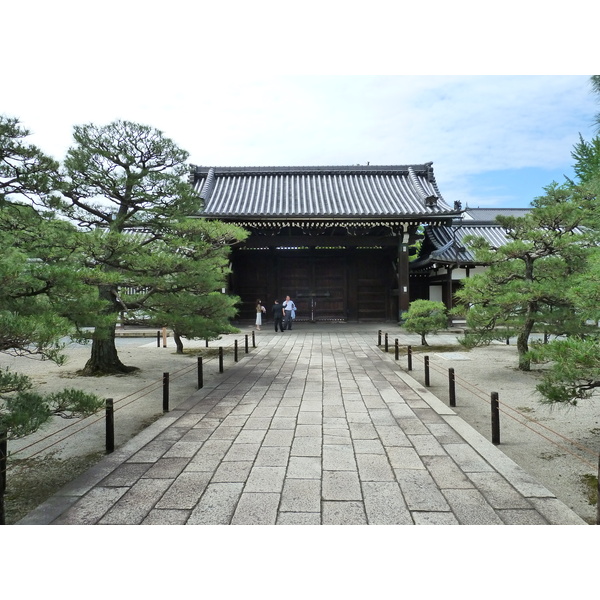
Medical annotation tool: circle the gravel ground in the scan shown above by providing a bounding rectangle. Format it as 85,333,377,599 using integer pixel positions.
2,326,599,525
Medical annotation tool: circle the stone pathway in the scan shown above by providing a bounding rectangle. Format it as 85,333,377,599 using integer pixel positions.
19,326,586,525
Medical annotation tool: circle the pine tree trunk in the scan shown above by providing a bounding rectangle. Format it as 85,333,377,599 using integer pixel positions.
174,331,184,354
81,286,138,375
517,317,534,371
82,324,138,375
517,261,536,372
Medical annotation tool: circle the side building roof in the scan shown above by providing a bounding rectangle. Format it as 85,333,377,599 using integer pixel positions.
190,163,461,222
462,207,531,222
411,207,532,271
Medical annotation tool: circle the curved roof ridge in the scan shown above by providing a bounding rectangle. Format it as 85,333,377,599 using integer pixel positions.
407,166,438,206
190,164,437,175
430,239,454,258
198,167,216,201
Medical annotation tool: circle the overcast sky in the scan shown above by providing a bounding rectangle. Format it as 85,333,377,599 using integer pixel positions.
4,2,598,210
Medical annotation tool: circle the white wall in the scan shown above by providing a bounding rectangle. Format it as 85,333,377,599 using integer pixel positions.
429,285,443,302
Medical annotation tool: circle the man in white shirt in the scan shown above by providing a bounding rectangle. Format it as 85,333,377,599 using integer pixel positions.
282,295,297,331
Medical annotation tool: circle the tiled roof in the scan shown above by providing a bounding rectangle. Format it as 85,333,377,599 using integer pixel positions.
432,224,510,260
462,207,530,223
411,208,531,269
190,164,458,219
412,223,511,269
416,208,586,269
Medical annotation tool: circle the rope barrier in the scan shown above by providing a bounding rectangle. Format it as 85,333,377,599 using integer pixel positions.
379,331,599,471
4,333,256,463
443,365,598,461
3,334,256,495
497,405,598,470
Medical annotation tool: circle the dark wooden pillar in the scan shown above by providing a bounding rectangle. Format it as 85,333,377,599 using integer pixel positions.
397,231,410,322
268,247,278,305
446,267,454,312
347,250,358,321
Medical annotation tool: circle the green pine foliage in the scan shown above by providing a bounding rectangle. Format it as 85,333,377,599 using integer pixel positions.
0,369,103,440
1,118,104,360
571,134,600,185
120,218,247,353
0,116,57,202
529,337,600,406
528,247,600,403
3,117,248,375
44,120,248,373
524,77,600,403
403,300,448,346
456,76,600,401
1,116,103,440
453,182,597,371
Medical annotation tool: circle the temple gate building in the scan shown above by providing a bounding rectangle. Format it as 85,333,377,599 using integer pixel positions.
190,163,462,322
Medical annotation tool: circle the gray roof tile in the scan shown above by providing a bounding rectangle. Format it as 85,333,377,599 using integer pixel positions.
412,223,512,269
190,164,457,219
462,207,531,222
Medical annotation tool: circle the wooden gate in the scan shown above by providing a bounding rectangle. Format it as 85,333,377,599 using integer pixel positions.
279,255,346,321
231,249,395,321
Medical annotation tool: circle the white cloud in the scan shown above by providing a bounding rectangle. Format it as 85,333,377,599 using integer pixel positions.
3,1,598,208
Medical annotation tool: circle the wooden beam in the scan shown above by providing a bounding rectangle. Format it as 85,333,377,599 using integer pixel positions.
240,236,400,249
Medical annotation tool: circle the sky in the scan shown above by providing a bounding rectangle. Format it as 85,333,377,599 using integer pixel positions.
3,2,599,210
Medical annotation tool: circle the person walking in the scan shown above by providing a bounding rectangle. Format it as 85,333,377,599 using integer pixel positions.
282,295,297,331
255,299,266,330
272,299,284,332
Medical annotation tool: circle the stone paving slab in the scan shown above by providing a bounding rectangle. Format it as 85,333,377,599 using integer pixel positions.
18,327,587,525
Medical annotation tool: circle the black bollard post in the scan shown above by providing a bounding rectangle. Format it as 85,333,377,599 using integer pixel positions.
205,339,209,348
197,356,203,389
234,339,238,362
156,330,161,348
245,334,249,354
252,331,256,348
378,330,382,346
407,345,413,371
491,392,500,445
384,333,389,353
424,356,430,387
448,368,456,407
395,339,399,361
163,373,170,412
106,399,114,454
219,347,224,373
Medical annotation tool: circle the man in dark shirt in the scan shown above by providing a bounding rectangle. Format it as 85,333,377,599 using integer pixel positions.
272,299,284,332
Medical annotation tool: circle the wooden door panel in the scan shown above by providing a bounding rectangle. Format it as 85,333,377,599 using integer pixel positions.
356,254,389,320
278,255,347,321
312,258,345,320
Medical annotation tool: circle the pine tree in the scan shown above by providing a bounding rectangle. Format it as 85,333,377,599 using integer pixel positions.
1,115,104,360
524,76,600,402
454,183,597,371
46,120,247,374
117,218,246,354
403,300,448,346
